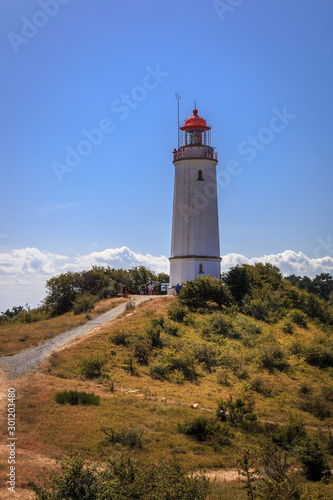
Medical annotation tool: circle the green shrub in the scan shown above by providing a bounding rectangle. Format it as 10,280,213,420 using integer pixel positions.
178,416,232,446
201,312,236,339
216,395,256,425
288,309,308,328
101,426,143,449
235,316,262,336
218,352,248,378
123,357,139,376
243,297,276,323
28,454,211,500
297,437,332,482
150,348,199,382
304,341,333,369
149,360,170,380
216,368,230,386
193,343,219,372
133,338,151,365
282,320,295,334
111,330,130,346
271,414,307,449
299,393,331,420
146,324,163,348
249,376,273,397
80,356,106,379
151,315,165,328
163,321,180,336
178,275,232,310
73,293,97,315
55,390,100,406
167,301,189,322
299,382,312,396
166,348,199,381
99,284,118,299
259,344,289,373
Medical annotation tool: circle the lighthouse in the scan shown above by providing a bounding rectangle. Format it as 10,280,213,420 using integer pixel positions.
169,107,221,291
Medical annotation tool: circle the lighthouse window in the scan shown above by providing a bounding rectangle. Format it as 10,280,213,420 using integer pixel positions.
199,264,204,274
197,169,204,181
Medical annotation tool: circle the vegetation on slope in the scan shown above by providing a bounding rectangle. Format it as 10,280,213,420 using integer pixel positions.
3,263,333,498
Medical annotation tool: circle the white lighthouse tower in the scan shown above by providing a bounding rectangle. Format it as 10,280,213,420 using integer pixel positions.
169,107,221,290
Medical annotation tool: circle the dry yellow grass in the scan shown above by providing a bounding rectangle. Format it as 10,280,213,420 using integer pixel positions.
1,296,333,499
0,297,126,356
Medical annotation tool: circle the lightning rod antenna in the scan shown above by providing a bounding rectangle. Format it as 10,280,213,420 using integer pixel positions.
175,90,181,148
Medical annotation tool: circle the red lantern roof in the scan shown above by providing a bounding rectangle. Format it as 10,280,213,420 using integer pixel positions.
180,108,211,131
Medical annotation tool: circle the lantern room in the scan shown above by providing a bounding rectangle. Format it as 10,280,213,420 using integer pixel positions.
180,108,211,147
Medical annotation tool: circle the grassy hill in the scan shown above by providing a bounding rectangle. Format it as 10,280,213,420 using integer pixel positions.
1,264,333,498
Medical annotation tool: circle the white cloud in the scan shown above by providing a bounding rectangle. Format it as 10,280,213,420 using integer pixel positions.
0,247,332,311
61,246,169,274
222,250,333,277
0,248,68,275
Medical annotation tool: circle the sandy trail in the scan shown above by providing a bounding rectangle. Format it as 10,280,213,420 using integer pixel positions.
0,295,157,379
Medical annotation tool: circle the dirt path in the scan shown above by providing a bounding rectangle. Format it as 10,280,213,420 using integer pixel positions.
0,295,159,379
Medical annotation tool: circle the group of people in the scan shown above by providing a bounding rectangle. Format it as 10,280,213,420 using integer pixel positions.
140,284,156,295
122,285,130,298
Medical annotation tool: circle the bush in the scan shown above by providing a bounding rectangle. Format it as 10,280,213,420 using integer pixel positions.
55,390,100,406
193,343,219,372
218,352,248,379
216,395,256,425
178,416,232,447
201,312,236,339
259,344,289,373
282,320,295,334
123,357,139,376
101,426,143,449
235,316,262,336
133,338,151,365
299,393,331,420
163,321,180,336
178,275,232,310
243,297,278,323
99,283,119,299
249,376,273,397
303,341,333,369
167,301,189,322
216,368,230,386
80,356,106,379
271,414,307,449
73,293,97,315
150,348,199,382
28,454,211,500
297,437,332,482
289,309,308,328
111,331,130,346
149,360,170,380
146,323,163,348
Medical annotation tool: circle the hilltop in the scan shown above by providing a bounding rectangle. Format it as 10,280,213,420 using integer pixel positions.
0,264,333,499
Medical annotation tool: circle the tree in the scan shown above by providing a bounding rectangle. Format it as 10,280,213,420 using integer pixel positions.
156,272,169,283
178,275,232,310
129,266,156,294
297,437,332,482
223,263,283,304
77,266,111,295
44,272,79,316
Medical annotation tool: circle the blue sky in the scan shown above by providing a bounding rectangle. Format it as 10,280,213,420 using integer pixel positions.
1,0,333,309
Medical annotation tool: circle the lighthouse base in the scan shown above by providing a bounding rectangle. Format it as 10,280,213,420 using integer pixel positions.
169,256,221,288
